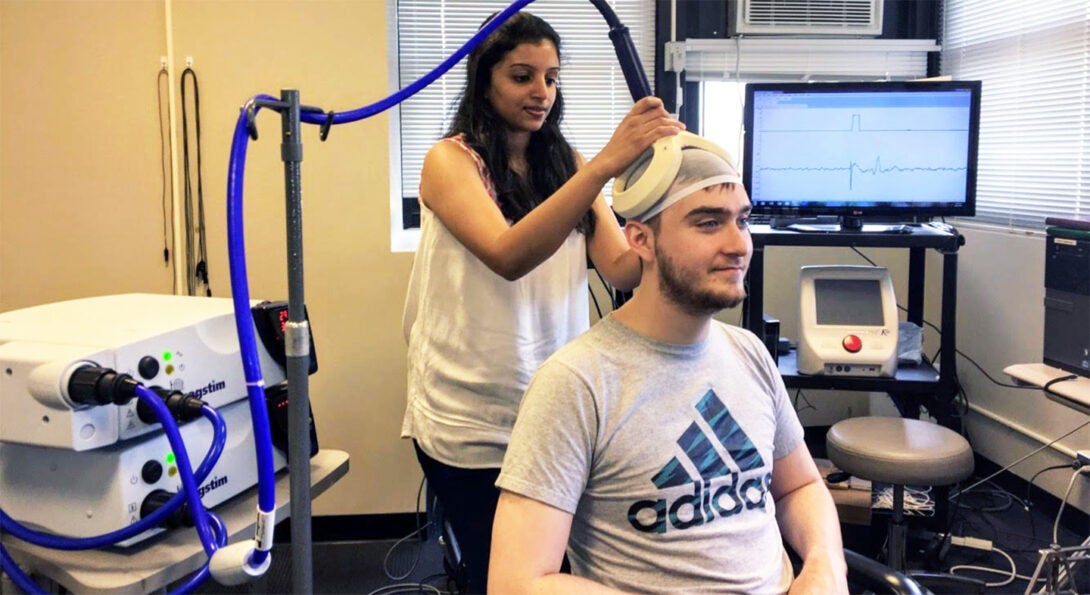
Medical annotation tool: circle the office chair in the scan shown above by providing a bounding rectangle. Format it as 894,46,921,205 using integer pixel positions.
827,416,986,594
844,548,930,595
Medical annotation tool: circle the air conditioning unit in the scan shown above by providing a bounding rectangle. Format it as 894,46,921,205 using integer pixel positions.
731,0,884,37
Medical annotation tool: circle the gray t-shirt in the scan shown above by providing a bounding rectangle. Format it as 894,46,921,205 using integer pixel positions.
497,315,805,594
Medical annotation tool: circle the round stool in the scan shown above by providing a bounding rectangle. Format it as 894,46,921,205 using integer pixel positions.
826,416,974,574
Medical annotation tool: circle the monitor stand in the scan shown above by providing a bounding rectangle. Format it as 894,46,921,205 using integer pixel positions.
770,216,909,234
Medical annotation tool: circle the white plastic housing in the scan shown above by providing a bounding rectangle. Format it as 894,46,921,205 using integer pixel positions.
0,294,283,450
209,541,272,585
0,399,286,544
611,131,734,220
797,265,899,377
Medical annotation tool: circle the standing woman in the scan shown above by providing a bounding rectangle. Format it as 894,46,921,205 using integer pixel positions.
401,11,683,592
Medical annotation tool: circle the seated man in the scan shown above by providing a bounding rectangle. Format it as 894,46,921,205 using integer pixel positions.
489,146,848,594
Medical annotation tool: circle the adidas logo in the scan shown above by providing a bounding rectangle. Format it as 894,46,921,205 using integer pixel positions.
628,390,772,534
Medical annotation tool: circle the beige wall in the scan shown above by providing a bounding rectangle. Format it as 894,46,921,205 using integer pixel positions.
0,1,1085,519
0,0,419,516
1,1,172,307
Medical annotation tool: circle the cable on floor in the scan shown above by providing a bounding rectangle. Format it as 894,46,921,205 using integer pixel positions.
948,545,1026,588
367,582,447,595
1052,467,1089,547
383,477,428,582
956,485,1021,514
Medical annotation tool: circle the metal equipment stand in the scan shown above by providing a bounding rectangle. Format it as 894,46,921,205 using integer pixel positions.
246,89,320,594
1026,536,1090,595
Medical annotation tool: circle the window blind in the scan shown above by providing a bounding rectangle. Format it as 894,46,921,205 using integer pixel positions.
390,0,655,242
941,0,1089,229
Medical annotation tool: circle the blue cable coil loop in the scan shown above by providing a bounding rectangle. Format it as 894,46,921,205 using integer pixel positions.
0,391,228,594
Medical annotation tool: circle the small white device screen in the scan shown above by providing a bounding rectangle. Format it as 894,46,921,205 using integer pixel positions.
814,279,884,326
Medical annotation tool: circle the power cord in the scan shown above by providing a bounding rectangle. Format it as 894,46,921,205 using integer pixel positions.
944,535,1023,588
367,582,446,595
180,66,211,297
370,478,457,595
588,277,603,320
593,267,620,313
841,252,1037,394
1025,463,1082,516
1052,466,1090,547
1042,373,1080,397
382,477,427,582
382,522,433,582
952,416,1090,499
956,484,1022,514
954,348,1037,390
792,389,816,415
848,247,943,338
156,65,175,287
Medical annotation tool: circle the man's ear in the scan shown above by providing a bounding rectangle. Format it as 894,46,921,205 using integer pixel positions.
624,220,655,264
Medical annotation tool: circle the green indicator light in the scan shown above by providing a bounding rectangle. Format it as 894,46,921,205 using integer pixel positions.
162,351,172,362
165,453,176,464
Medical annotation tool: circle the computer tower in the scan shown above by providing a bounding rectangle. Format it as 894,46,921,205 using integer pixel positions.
1043,229,1090,377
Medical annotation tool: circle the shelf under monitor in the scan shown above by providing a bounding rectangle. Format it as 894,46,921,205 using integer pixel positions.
776,349,941,392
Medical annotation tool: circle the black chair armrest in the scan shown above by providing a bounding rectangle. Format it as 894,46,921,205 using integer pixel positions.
844,548,932,595
907,571,987,595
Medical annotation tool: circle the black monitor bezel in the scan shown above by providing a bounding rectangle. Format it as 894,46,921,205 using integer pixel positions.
741,80,982,220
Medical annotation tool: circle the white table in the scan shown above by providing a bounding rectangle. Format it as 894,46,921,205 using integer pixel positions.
1004,363,1090,415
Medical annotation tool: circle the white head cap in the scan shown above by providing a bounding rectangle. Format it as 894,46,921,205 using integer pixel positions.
611,131,741,222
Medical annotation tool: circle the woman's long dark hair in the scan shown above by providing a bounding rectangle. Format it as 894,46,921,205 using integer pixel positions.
447,12,595,235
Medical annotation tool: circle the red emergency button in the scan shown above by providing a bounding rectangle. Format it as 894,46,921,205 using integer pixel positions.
842,334,862,353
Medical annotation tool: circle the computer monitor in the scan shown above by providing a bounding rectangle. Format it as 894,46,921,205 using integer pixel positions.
742,80,981,231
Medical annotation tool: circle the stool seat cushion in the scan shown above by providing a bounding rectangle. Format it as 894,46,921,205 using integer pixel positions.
826,417,974,486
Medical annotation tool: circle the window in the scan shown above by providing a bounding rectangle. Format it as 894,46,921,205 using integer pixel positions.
941,0,1089,229
700,81,747,167
690,39,937,182
388,0,655,251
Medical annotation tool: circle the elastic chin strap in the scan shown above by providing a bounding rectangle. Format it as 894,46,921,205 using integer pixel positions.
635,174,743,222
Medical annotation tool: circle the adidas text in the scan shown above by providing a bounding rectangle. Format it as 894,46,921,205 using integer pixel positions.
628,472,772,533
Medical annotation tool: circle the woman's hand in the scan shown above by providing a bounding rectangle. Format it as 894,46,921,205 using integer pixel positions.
587,97,686,181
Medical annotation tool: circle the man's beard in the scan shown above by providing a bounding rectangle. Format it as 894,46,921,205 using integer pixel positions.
656,244,746,316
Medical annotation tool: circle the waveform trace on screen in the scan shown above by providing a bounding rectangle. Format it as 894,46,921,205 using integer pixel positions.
750,102,972,203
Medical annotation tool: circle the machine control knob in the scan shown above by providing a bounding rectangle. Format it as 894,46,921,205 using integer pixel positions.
842,334,863,353
138,356,160,380
142,460,164,484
